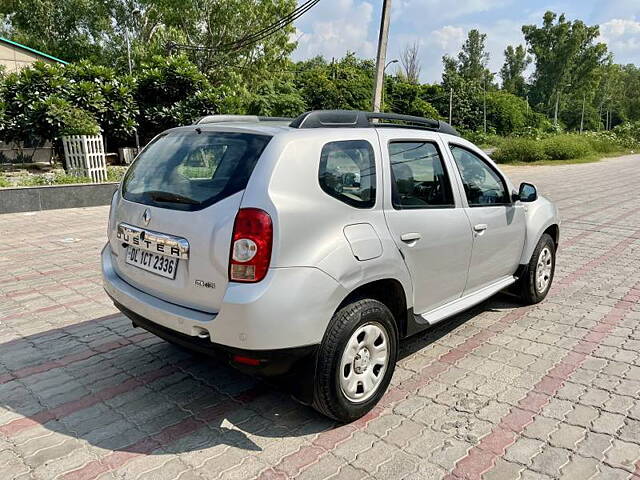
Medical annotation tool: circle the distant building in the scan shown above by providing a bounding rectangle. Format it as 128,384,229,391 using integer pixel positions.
0,36,67,73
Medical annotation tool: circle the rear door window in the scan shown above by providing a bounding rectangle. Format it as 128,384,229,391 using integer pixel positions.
388,141,454,209
122,130,271,211
318,140,376,208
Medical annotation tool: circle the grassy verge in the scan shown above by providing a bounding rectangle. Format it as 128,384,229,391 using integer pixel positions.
491,133,637,165
499,150,633,166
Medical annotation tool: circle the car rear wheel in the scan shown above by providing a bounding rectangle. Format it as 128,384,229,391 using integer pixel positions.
313,298,397,422
518,233,556,304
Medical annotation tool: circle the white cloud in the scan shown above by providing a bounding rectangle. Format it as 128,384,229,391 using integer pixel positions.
292,0,376,60
394,0,509,22
599,18,640,64
431,26,465,51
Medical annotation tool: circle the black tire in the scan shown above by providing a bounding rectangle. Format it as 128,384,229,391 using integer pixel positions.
312,298,398,423
518,233,556,304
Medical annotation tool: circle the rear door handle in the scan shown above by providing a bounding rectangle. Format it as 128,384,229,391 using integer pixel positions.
400,232,422,243
473,224,488,233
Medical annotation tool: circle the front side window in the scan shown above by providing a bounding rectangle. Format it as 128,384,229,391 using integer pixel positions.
388,141,454,209
450,145,510,206
319,140,376,208
122,131,271,211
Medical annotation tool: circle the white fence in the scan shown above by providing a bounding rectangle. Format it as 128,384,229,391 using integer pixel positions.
62,135,107,183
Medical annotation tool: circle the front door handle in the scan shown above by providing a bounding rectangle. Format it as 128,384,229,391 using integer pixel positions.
400,232,422,243
473,224,488,233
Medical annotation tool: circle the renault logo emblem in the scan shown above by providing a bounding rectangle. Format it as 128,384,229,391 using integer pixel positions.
142,209,151,226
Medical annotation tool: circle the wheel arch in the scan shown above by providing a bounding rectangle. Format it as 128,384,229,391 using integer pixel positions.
519,196,560,265
336,278,410,340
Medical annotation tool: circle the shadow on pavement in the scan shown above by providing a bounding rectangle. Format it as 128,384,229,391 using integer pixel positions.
0,294,521,455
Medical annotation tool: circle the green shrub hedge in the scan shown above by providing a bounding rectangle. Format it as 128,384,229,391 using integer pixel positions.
541,135,592,160
492,132,628,163
491,138,548,163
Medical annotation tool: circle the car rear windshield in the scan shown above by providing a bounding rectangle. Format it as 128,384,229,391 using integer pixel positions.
122,130,272,211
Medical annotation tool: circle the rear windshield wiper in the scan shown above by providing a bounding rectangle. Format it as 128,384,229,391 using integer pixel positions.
146,191,201,205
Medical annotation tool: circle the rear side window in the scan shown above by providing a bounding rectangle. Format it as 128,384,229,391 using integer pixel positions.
318,140,376,208
122,131,271,211
389,141,454,209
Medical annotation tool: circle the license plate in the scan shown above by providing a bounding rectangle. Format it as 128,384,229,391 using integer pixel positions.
126,246,178,279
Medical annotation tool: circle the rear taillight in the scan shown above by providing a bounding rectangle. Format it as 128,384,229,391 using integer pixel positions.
229,208,273,282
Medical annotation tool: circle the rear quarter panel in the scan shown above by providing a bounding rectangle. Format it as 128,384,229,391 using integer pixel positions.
239,129,413,307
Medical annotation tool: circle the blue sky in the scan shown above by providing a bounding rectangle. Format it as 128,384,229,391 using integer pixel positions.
293,0,640,82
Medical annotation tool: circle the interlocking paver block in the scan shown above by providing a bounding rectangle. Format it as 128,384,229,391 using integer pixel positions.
3,157,640,479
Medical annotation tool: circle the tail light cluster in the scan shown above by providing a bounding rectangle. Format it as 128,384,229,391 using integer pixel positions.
229,208,273,282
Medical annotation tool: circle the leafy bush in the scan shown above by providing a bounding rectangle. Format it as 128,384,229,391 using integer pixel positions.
17,171,92,186
485,91,528,135
37,96,100,136
583,131,625,153
17,175,50,186
1,61,136,148
52,173,92,184
612,122,640,149
107,166,128,182
492,137,548,163
541,135,592,160
135,55,238,143
461,130,504,148
0,175,11,188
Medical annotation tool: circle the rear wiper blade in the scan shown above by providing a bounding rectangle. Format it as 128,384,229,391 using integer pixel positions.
146,191,201,205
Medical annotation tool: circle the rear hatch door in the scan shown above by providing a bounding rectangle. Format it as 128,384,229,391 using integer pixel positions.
108,128,271,313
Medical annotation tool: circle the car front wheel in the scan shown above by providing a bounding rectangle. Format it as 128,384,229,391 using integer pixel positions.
519,233,556,304
312,298,397,422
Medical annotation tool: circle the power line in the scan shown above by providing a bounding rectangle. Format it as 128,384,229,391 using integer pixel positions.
167,0,320,55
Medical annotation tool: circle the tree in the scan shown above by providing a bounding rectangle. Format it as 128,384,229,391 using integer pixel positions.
384,78,439,118
522,11,608,115
0,0,115,63
134,55,239,142
0,0,298,88
500,45,530,97
438,30,492,130
457,29,491,83
294,54,375,111
399,42,421,84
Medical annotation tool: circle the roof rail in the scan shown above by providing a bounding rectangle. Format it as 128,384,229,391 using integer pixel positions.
289,110,459,136
195,115,293,125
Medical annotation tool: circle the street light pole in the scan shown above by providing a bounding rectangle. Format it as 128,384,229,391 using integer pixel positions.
372,0,392,112
380,59,398,111
449,88,453,124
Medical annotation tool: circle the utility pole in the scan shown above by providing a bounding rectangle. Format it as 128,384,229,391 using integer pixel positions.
580,93,586,134
448,88,453,124
372,0,392,112
125,9,141,150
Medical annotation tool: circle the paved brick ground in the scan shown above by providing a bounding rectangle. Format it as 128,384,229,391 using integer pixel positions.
1,154,640,480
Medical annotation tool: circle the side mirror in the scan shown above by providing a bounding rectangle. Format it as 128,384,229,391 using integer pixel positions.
518,182,537,202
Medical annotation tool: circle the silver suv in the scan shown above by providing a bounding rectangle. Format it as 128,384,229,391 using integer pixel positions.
102,110,559,422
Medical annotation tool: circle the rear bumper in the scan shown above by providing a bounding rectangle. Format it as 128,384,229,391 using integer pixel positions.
115,300,317,376
102,242,345,351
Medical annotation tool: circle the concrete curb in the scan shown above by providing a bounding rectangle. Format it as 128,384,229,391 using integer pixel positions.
0,183,118,214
